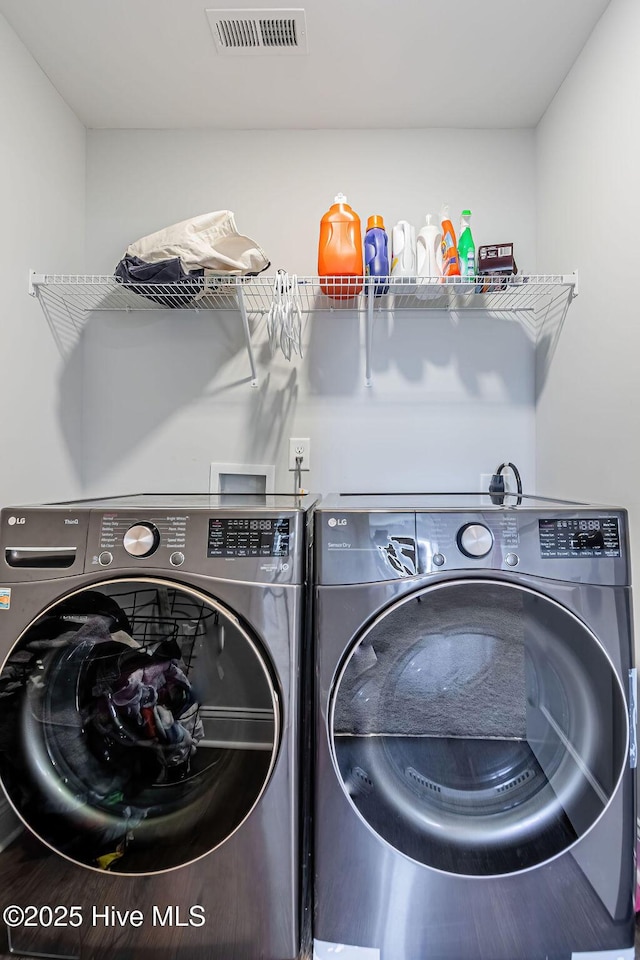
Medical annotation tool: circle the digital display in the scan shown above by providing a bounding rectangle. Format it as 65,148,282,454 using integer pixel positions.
207,517,290,558
539,517,621,558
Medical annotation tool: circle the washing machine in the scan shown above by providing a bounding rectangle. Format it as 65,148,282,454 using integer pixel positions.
313,493,636,960
0,492,318,960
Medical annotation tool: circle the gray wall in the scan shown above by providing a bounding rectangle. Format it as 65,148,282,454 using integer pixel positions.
535,0,639,622
0,11,86,506
82,128,537,496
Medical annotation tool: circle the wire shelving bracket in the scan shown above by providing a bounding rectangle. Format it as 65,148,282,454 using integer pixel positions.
29,271,260,387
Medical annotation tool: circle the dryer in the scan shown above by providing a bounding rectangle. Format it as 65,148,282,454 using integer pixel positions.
0,493,317,960
313,493,636,960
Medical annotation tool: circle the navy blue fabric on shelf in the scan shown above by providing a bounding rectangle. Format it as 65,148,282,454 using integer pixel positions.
115,254,205,307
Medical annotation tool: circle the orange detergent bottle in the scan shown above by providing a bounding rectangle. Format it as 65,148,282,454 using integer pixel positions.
318,193,364,299
440,204,461,277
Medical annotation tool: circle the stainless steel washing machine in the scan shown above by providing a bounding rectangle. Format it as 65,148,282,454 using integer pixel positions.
313,493,636,960
0,492,318,960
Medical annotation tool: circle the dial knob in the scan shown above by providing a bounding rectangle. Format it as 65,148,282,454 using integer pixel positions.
457,523,494,559
123,522,160,558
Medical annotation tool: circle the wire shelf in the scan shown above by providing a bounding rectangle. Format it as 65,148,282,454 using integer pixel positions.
30,272,576,314
29,271,577,387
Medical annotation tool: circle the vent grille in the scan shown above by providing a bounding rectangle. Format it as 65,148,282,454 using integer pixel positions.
260,18,297,47
206,8,308,55
216,18,261,48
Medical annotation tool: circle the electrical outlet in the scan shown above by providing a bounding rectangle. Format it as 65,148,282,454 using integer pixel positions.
289,438,311,472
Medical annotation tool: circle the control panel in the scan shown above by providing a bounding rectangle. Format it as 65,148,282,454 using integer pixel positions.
316,508,628,586
1,502,311,586
538,517,621,559
94,513,295,567
207,518,290,558
90,509,304,583
100,514,188,554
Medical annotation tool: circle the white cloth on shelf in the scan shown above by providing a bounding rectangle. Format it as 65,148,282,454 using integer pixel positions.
125,210,269,277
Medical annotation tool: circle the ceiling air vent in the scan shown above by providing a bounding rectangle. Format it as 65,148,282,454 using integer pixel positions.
206,8,308,55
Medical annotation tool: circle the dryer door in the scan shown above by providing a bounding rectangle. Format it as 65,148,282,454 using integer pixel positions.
0,578,280,874
329,578,628,877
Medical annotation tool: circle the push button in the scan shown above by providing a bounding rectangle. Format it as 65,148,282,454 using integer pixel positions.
505,553,519,567
432,553,445,567
98,551,113,566
170,551,185,567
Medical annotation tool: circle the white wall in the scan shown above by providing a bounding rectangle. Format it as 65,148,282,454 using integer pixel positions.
536,0,640,557
0,12,85,505
84,128,537,496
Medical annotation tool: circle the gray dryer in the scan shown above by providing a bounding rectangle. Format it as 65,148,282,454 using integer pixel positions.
313,493,636,960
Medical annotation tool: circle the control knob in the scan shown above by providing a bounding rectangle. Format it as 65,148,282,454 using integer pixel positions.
123,522,160,558
457,523,494,559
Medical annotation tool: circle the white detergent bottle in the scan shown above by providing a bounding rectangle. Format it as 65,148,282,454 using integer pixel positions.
415,214,443,300
390,220,417,280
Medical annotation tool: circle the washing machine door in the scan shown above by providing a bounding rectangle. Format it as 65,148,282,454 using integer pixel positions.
329,578,628,877
0,578,280,875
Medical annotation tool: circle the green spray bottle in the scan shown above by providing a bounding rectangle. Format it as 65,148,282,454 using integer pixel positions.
458,209,476,278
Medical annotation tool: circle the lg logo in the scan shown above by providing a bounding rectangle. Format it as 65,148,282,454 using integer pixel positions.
7,517,26,526
328,517,347,528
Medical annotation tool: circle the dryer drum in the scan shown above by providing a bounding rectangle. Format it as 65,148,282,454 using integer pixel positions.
330,579,628,877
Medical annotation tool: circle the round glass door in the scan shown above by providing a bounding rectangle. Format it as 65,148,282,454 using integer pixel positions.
330,579,628,876
0,578,280,874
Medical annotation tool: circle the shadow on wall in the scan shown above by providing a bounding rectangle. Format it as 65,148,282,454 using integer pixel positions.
51,301,536,490
306,312,361,395
240,366,299,469
54,327,85,489
369,312,532,399
305,308,534,400
535,295,572,398
56,308,261,489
